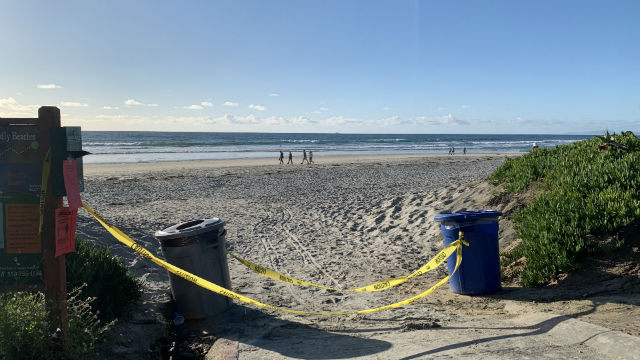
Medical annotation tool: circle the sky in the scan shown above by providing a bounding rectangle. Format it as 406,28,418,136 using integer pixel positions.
1,0,639,134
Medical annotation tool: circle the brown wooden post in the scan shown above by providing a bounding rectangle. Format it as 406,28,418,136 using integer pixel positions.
38,106,68,334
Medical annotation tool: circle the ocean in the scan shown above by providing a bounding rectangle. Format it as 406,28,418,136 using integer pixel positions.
81,132,596,164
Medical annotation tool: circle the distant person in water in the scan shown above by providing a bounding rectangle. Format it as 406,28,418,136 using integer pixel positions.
309,151,313,164
532,142,539,150
279,150,284,164
301,149,309,164
287,151,293,164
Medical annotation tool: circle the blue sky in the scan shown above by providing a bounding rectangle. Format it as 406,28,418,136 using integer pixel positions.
1,0,638,134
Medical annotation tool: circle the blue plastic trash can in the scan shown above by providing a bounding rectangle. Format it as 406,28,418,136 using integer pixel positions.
434,210,502,295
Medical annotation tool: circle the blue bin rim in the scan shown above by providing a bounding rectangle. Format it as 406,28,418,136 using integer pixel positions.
434,210,502,222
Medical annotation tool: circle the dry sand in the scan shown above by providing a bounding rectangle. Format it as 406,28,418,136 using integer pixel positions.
75,153,640,359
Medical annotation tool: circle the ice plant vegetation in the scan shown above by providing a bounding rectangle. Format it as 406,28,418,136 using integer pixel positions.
489,132,640,286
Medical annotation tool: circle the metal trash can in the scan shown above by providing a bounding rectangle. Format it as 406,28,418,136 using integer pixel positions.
155,218,232,319
434,210,502,295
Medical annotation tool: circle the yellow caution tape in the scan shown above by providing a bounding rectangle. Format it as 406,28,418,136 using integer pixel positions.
227,239,460,292
82,202,466,316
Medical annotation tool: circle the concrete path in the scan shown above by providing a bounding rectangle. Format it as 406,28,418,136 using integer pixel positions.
205,303,640,360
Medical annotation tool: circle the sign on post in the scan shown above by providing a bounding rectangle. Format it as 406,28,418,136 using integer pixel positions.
0,119,47,286
0,107,82,333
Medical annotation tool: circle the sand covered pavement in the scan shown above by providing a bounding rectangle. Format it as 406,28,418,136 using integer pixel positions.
75,153,640,359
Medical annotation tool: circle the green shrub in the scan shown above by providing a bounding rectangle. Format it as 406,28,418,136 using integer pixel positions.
0,292,52,359
65,286,115,358
0,288,113,360
66,238,143,321
489,132,640,286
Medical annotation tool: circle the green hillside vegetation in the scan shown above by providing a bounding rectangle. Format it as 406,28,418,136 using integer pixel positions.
489,132,640,286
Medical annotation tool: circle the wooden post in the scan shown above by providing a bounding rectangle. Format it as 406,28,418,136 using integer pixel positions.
38,106,68,334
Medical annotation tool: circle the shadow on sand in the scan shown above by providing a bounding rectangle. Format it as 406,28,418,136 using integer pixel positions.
201,306,392,359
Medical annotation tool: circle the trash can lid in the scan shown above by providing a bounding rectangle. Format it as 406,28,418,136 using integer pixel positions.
154,218,225,240
434,210,502,222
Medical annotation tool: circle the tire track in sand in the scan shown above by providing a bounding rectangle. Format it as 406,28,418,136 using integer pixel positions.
279,206,342,289
248,205,304,304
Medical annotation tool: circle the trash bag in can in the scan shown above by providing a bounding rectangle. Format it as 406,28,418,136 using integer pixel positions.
155,218,232,320
434,210,502,295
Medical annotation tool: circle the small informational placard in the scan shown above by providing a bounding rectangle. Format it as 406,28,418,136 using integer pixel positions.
63,159,82,210
55,208,77,258
5,204,41,254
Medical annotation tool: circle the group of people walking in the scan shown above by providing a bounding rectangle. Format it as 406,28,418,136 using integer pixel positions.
279,150,313,165
448,146,466,155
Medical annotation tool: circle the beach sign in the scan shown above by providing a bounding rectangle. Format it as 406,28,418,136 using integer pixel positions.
0,107,81,333
0,119,47,286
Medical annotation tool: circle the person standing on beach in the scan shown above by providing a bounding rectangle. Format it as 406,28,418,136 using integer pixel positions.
279,150,284,164
309,151,313,164
301,149,309,164
287,151,293,164
463,147,466,155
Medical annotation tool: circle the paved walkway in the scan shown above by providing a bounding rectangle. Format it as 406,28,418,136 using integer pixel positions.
205,302,640,360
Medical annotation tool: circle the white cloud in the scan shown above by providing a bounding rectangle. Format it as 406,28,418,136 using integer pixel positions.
509,116,543,126
103,106,119,110
124,99,142,105
0,97,38,116
437,106,445,111
269,93,280,97
201,101,213,107
249,104,267,111
0,97,21,108
319,107,329,111
124,98,158,107
224,101,238,107
461,105,472,109
213,114,261,125
383,106,390,111
380,115,402,126
37,84,61,89
412,114,469,126
165,115,216,125
290,116,314,125
264,116,287,126
184,104,204,110
60,101,88,107
324,116,362,126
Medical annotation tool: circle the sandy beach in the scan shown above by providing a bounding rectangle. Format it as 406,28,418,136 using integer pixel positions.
76,153,640,359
